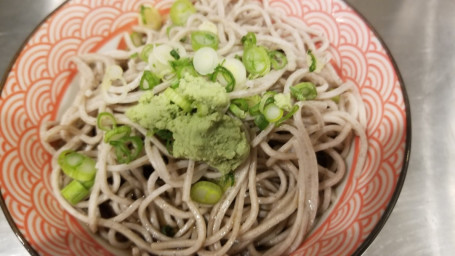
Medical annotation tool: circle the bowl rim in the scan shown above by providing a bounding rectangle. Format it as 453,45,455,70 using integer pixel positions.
0,0,411,255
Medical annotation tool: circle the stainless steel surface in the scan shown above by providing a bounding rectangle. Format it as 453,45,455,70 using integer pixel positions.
0,0,452,255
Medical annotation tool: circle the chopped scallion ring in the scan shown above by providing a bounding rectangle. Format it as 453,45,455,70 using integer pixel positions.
170,49,180,60
269,50,288,70
259,91,276,114
263,103,284,123
170,0,196,25
275,105,299,127
307,50,317,72
170,57,195,77
243,46,271,77
140,44,154,62
290,82,317,101
139,70,160,90
139,5,162,30
58,150,97,182
104,126,132,143
191,31,219,50
130,32,143,47
210,65,236,92
254,114,269,130
97,112,117,131
61,180,91,205
193,47,219,75
109,136,144,164
241,32,256,49
229,104,246,119
163,87,192,112
190,181,223,205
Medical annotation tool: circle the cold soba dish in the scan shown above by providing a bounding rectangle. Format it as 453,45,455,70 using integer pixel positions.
41,0,367,255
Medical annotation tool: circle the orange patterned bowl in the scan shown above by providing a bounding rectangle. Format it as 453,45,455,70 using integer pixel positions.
0,0,410,255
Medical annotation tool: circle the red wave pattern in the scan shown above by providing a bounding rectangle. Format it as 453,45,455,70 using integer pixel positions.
0,0,407,255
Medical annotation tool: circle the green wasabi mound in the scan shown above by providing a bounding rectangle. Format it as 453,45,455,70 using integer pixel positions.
126,74,249,173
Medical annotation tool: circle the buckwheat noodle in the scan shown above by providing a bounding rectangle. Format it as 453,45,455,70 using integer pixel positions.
40,0,367,255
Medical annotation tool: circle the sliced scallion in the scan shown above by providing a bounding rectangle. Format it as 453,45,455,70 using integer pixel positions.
139,70,160,90
307,50,316,72
258,91,276,114
139,5,162,30
130,32,143,47
229,104,246,119
140,44,154,62
109,136,144,164
193,47,219,75
241,32,256,49
58,150,97,182
104,126,132,143
243,46,271,78
190,181,223,205
61,180,91,205
210,65,235,92
290,82,317,101
275,105,299,127
191,31,219,50
170,49,180,60
263,103,284,123
97,112,117,131
269,50,288,70
170,57,198,79
170,0,196,25
163,87,192,112
254,114,269,130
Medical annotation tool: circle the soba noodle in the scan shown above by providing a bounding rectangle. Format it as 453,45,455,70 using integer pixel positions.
40,0,367,255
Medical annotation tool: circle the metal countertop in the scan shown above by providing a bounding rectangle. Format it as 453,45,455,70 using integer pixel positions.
1,0,453,255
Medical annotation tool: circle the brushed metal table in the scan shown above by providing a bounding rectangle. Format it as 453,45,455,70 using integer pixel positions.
0,0,453,255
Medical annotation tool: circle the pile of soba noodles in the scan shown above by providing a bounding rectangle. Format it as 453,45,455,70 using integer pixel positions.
40,0,367,255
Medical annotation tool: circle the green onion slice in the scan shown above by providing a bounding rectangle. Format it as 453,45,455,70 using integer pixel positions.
97,112,117,131
307,50,317,72
243,46,271,78
290,82,317,101
140,44,154,62
58,150,97,182
130,52,139,59
163,87,192,112
190,181,223,205
170,49,180,60
275,105,299,127
191,31,219,50
130,32,143,47
259,91,277,114
254,114,269,130
170,57,198,79
241,32,257,49
104,126,132,143
170,0,196,25
139,5,162,30
269,50,288,70
139,70,160,90
110,136,144,164
263,103,284,123
61,180,91,205
210,65,236,92
229,104,246,119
